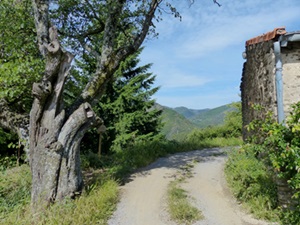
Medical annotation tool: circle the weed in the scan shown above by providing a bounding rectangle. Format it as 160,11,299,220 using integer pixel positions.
167,162,203,224
167,180,203,225
225,147,279,222
1,179,118,225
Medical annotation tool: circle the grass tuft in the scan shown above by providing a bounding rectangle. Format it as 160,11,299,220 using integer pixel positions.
167,162,203,225
167,180,203,225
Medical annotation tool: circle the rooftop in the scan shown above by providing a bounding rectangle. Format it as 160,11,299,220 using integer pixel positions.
245,27,286,46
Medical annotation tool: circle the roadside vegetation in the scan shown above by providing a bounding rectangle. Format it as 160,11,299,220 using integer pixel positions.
225,103,300,225
225,146,279,221
4,0,300,224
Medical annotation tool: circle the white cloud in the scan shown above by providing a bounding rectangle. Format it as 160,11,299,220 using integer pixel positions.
156,72,212,88
153,0,300,58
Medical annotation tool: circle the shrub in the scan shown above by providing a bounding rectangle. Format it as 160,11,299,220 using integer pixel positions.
225,147,278,221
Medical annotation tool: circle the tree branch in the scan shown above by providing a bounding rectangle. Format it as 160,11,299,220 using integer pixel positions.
213,0,221,7
0,99,29,147
78,39,101,59
131,0,161,51
32,0,50,56
80,0,125,102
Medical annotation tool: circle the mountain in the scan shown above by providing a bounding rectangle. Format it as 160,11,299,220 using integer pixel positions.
154,104,198,140
189,105,234,128
173,107,209,119
158,103,236,139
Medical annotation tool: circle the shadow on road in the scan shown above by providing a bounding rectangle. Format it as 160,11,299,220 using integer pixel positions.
124,148,228,183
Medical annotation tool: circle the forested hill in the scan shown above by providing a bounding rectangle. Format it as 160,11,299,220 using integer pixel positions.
158,103,236,140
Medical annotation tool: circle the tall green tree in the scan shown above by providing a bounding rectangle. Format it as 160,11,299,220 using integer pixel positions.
80,49,162,154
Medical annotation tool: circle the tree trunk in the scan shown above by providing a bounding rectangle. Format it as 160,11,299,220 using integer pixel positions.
28,25,102,209
29,0,160,211
30,102,100,208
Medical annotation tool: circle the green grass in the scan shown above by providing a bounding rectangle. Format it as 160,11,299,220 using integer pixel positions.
0,132,241,224
167,180,203,225
167,162,204,225
0,164,31,219
224,147,279,222
0,165,118,225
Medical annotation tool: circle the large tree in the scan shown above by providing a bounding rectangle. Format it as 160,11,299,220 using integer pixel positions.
28,0,163,209
0,0,220,210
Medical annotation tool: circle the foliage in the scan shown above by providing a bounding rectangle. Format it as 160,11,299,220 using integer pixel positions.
98,50,162,153
183,102,242,148
247,103,300,197
80,151,103,169
1,177,118,225
0,128,18,158
225,147,279,221
185,124,242,144
1,127,242,224
243,102,300,224
223,102,242,137
0,0,43,111
78,49,162,154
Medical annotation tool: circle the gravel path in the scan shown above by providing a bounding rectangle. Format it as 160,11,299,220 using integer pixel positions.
108,148,271,225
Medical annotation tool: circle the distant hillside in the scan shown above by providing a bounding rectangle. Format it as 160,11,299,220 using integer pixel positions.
189,105,234,128
158,103,236,140
173,107,209,119
155,104,198,140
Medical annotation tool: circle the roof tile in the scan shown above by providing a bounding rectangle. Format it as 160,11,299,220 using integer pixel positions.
246,27,287,46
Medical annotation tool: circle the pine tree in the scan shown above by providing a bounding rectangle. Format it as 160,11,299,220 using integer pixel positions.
80,49,162,154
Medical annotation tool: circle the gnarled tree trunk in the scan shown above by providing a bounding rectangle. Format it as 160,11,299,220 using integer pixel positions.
28,31,102,208
29,0,160,211
29,1,102,207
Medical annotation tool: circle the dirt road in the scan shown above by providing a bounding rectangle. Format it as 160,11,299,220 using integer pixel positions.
108,148,271,225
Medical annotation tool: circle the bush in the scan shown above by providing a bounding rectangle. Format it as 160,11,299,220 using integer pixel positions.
225,147,279,221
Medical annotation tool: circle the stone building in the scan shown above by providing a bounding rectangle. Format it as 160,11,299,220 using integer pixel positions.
241,27,300,209
241,27,300,139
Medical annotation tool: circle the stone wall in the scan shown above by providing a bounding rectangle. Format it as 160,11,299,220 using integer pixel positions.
241,40,300,139
240,40,277,140
282,42,300,115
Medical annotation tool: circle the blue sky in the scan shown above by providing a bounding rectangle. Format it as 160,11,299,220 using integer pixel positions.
140,0,300,109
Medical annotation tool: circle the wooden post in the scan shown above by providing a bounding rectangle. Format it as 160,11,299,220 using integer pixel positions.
97,125,107,157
